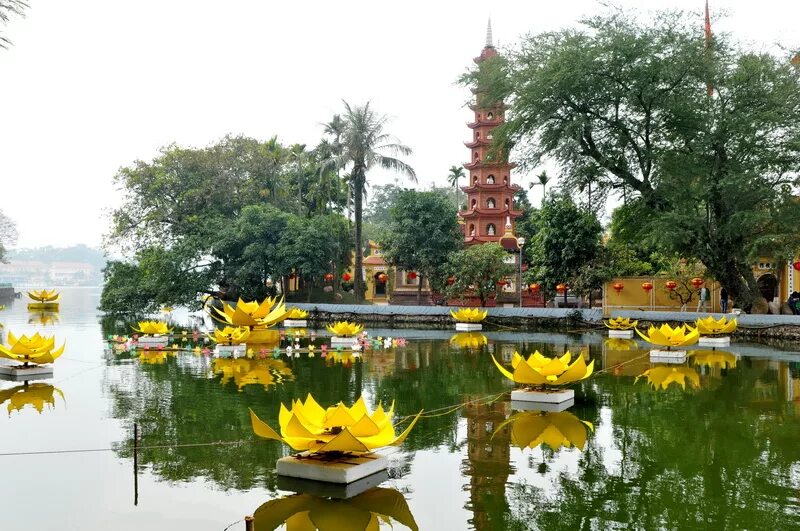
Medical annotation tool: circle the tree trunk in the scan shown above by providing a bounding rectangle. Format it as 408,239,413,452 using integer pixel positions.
353,173,364,303
416,274,423,305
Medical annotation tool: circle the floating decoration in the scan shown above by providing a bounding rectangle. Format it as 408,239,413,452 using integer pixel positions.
327,321,364,346
689,349,737,369
635,323,699,363
665,280,678,291
492,351,594,408
695,316,737,347
208,326,251,346
636,365,700,390
209,296,288,344
26,289,60,311
0,331,65,378
612,282,624,293
284,307,309,328
449,332,488,350
213,358,293,390
131,321,173,335
250,394,422,483
499,411,594,452
603,317,638,339
450,307,487,331
251,488,418,531
0,383,65,415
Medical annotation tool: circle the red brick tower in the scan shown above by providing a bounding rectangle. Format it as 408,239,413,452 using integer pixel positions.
459,21,522,245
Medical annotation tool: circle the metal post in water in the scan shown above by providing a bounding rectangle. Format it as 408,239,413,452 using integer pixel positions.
245,515,254,531
134,422,139,506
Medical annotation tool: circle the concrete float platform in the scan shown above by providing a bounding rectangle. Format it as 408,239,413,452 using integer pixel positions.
284,319,308,328
0,364,54,380
214,345,247,357
608,330,634,339
698,336,731,347
510,388,575,404
330,336,358,347
455,323,483,332
649,350,687,363
511,397,575,412
277,451,390,484
277,470,389,499
136,336,170,347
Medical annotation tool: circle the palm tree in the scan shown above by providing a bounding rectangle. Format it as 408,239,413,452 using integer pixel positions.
533,170,550,205
324,101,416,303
447,166,465,210
0,1,27,49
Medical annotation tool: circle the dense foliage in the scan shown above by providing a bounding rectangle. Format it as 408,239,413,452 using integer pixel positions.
445,243,512,306
0,209,18,263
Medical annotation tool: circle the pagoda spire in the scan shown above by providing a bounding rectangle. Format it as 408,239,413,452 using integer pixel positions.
485,18,493,48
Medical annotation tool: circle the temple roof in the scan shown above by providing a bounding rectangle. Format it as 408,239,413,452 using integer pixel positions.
463,160,517,171
458,208,523,219
460,183,521,193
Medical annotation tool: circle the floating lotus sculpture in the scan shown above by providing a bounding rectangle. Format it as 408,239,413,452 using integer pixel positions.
208,326,251,346
0,383,65,415
695,316,737,336
690,350,737,369
0,331,65,366
131,321,173,335
450,308,487,323
491,351,594,388
604,317,638,330
286,308,309,320
27,289,60,310
450,332,488,349
635,324,699,348
326,321,364,337
251,488,418,531
498,411,594,452
636,365,700,390
210,297,288,344
249,394,421,454
213,358,293,390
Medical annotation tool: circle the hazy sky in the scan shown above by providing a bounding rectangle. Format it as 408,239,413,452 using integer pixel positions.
1,0,798,249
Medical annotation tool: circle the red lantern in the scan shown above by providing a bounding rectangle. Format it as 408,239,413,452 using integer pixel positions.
691,277,703,289
288,273,296,280
447,276,455,285
378,273,388,283
793,261,800,271
497,279,507,286
323,273,334,282
342,272,352,282
556,283,567,294
407,271,417,280
529,282,541,293
665,280,678,291
641,281,653,293
612,282,624,293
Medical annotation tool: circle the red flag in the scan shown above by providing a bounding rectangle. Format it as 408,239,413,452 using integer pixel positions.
705,0,714,96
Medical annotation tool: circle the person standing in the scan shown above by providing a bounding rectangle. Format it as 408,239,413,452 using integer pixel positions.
720,287,729,313
696,284,708,312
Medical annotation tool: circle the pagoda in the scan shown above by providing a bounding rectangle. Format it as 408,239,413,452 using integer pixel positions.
459,20,522,248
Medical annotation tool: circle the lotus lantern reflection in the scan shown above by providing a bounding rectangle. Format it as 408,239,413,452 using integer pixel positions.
208,326,251,345
252,488,418,531
27,289,60,303
131,321,173,336
635,324,699,348
450,307,488,323
636,365,700,390
498,411,594,451
286,307,309,319
213,358,293,390
0,331,65,365
326,321,364,337
491,351,594,387
450,332,488,349
690,350,737,369
603,317,638,330
695,316,737,336
249,393,422,454
0,383,65,415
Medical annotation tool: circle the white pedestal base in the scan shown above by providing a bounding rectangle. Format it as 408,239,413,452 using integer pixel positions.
510,388,575,404
511,398,575,412
137,335,169,347
284,319,308,328
215,344,247,358
0,364,54,379
331,336,358,347
276,470,389,499
608,330,634,339
277,451,388,484
649,349,686,363
455,323,483,332
698,336,730,347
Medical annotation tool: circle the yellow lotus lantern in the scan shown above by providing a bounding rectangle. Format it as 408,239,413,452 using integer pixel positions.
213,358,293,390
604,317,638,330
0,383,65,415
210,297,288,343
286,307,309,319
450,307,487,323
249,394,422,454
690,350,737,369
636,365,700,390
131,321,173,335
326,321,364,337
251,488,418,531
27,289,60,310
208,326,251,346
635,324,699,348
695,316,737,336
0,331,65,366
491,351,594,387
450,332,488,349
498,411,594,451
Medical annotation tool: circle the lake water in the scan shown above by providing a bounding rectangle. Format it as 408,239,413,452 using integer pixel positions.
1,288,799,530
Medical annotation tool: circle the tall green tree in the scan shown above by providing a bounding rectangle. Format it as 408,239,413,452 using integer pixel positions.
470,9,800,310
378,190,463,304
445,243,512,306
323,102,416,303
447,165,466,209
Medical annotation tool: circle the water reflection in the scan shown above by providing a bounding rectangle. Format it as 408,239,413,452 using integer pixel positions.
637,365,701,390
500,410,594,451
690,349,737,369
212,358,293,391
27,311,60,326
0,382,65,415
251,487,418,530
450,332,488,350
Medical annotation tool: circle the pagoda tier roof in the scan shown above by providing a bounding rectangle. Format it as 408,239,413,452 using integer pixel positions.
468,102,508,111
458,208,523,219
461,183,521,193
467,120,502,130
463,160,517,171
463,235,521,250
464,139,490,149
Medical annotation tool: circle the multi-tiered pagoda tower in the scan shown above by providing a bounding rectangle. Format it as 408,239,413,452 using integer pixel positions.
459,21,522,246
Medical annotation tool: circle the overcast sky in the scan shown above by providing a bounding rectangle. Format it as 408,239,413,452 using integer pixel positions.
1,0,798,250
